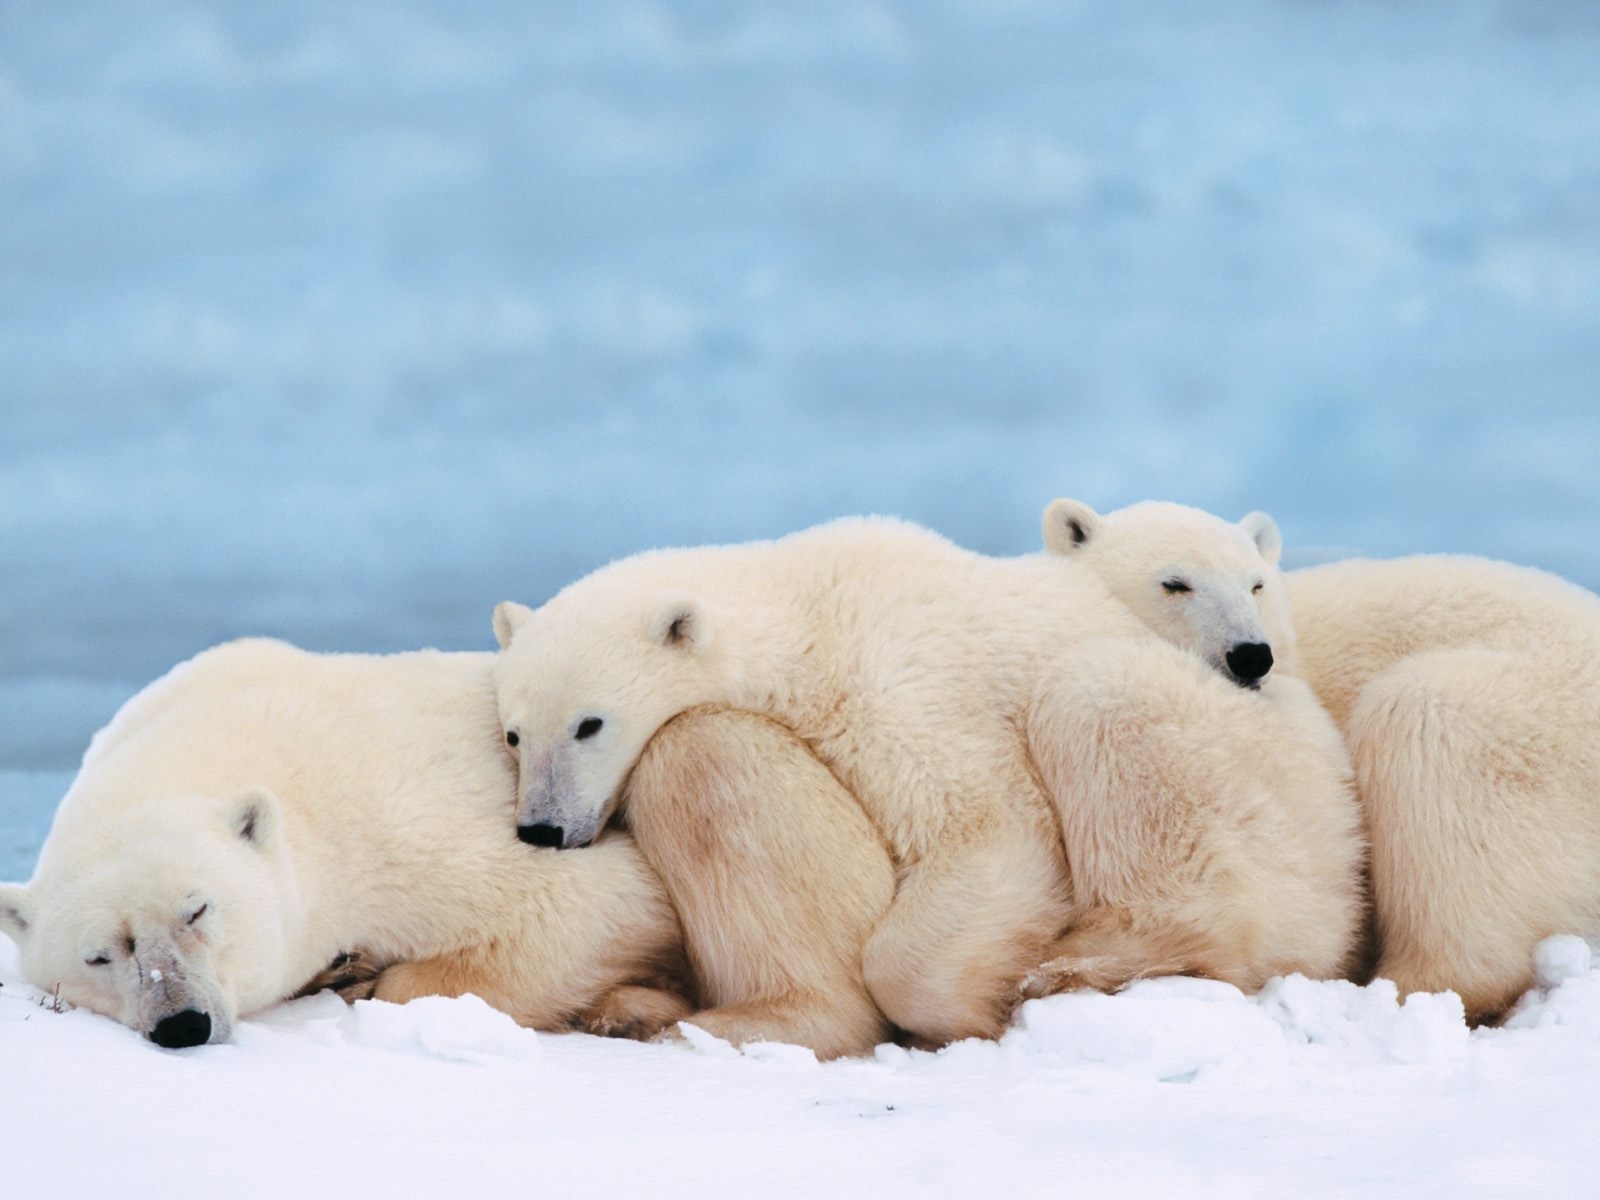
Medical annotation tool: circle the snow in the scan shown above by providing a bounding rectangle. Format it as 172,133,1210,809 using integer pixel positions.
5,933,1599,1197
1532,935,1593,991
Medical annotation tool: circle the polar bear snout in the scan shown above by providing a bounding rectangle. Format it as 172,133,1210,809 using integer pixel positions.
515,754,610,849
1225,641,1274,687
149,1007,212,1049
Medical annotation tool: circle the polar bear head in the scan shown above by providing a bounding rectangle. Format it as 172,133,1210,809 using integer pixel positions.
0,788,295,1048
493,589,724,850
1043,498,1296,688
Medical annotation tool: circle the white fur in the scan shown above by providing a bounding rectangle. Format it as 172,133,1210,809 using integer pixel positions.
1287,554,1600,1018
494,516,1365,1044
1042,498,1294,685
1041,499,1600,1019
0,640,683,1045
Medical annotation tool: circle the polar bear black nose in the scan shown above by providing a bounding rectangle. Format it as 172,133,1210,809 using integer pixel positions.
518,823,565,849
1225,642,1274,684
149,1009,211,1049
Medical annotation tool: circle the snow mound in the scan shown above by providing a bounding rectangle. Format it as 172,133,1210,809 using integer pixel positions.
1257,974,1470,1067
1009,976,1289,1083
1533,933,1593,990
345,994,540,1063
243,990,540,1063
1502,935,1600,1034
994,972,1470,1084
675,1020,821,1068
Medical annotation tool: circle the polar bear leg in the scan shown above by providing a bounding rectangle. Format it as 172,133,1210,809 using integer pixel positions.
1020,912,1218,999
1027,640,1363,994
625,707,896,1059
578,984,696,1039
861,821,1071,1044
368,932,691,1040
1351,648,1599,1021
342,826,688,1034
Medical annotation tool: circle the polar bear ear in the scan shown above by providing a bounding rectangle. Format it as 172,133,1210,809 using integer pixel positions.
652,601,709,652
229,788,282,853
1239,511,1283,566
493,601,534,650
0,884,30,941
1042,498,1103,555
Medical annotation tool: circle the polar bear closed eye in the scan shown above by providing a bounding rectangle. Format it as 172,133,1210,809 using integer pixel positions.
1042,498,1297,689
0,791,290,1047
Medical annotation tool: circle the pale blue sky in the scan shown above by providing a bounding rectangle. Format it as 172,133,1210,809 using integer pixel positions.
4,0,1599,778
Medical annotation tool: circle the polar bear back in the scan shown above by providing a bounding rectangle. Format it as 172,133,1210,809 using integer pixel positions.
506,516,1151,864
1287,554,1600,727
45,639,508,871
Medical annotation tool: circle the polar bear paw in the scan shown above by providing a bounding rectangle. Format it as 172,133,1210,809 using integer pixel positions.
581,984,693,1041
293,950,386,1003
1017,954,1138,1003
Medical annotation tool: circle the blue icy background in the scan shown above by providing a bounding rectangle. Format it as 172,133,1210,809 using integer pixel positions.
4,1,1600,877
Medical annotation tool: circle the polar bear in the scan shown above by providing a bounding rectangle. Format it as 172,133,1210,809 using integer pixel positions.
0,640,899,1056
0,639,691,1047
1043,498,1600,1020
493,517,1365,1045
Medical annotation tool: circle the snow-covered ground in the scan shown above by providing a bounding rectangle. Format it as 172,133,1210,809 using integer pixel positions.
5,932,1599,1198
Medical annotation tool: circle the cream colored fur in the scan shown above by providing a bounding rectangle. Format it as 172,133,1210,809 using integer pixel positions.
494,517,1365,1044
1030,500,1363,998
1289,556,1600,1019
0,640,687,1044
1022,634,1364,1002
1042,498,1296,682
625,707,895,1058
1042,498,1600,1020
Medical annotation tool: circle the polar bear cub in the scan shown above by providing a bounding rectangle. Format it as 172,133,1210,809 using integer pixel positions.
494,517,1366,1045
1043,497,1600,1020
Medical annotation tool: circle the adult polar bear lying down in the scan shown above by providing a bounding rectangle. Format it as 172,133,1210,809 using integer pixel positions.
0,640,895,1055
1044,497,1600,1020
493,516,1365,1047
